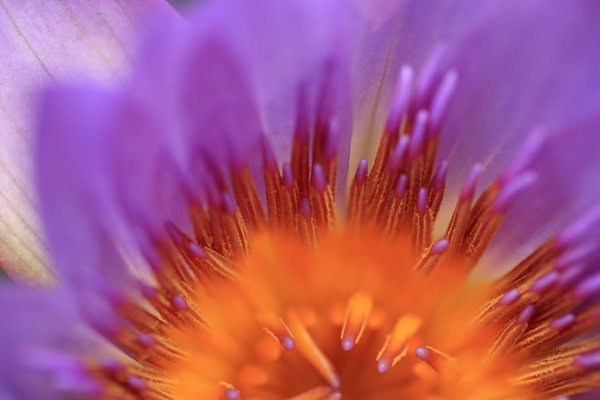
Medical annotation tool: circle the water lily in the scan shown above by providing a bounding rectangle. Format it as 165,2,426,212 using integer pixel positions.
2,0,600,399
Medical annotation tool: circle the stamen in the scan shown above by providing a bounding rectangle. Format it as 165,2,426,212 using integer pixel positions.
287,310,341,388
218,382,240,400
574,272,600,299
377,314,422,373
386,65,414,134
257,311,295,350
550,314,577,331
408,110,429,162
414,238,449,275
428,69,458,136
285,385,341,400
500,128,547,184
492,171,537,213
415,346,454,373
341,292,373,351
412,42,447,114
555,243,598,271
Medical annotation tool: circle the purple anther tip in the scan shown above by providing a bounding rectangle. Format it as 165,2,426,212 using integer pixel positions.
342,337,354,351
261,137,278,172
501,127,547,184
556,206,600,249
433,160,449,190
385,65,414,134
431,239,449,255
460,163,483,201
138,280,157,299
312,163,327,193
355,159,368,184
225,389,241,399
429,69,458,136
574,272,600,299
172,295,188,311
549,313,576,330
575,353,600,370
377,359,391,373
138,333,158,347
529,272,559,295
498,288,520,306
492,171,537,213
557,264,584,290
415,347,429,360
517,304,535,325
394,175,408,199
324,119,340,162
413,42,447,113
389,136,409,172
555,243,597,271
408,110,428,162
299,197,312,217
282,163,294,189
282,336,295,350
100,358,126,373
222,192,237,215
417,187,428,216
188,242,208,258
127,376,148,391
141,241,162,272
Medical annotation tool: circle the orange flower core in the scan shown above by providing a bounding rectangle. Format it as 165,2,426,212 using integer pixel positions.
83,69,600,400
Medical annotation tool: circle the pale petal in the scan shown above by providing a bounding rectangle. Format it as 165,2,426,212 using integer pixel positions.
0,0,177,285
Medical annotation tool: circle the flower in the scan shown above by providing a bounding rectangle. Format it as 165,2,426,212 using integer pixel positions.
2,0,600,399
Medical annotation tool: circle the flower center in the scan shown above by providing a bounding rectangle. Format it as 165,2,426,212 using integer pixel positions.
171,229,523,400
65,58,600,400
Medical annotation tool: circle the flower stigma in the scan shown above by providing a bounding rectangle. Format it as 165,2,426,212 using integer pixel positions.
52,47,600,400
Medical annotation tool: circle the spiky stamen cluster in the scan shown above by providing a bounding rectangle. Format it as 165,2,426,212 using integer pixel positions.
37,51,600,400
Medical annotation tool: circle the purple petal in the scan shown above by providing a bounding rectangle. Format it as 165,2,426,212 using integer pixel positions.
0,286,97,399
0,0,178,285
37,87,135,289
136,0,355,198
437,0,600,252
349,0,482,161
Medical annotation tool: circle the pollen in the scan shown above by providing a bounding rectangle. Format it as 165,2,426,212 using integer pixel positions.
75,55,600,400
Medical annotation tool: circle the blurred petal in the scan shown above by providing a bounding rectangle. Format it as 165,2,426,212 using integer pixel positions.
350,0,481,160
0,286,93,399
0,0,177,285
440,0,600,189
134,0,355,201
436,0,600,252
37,86,134,289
